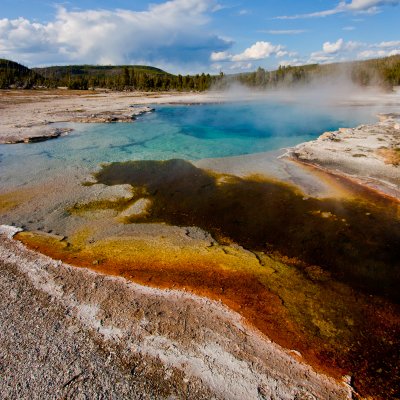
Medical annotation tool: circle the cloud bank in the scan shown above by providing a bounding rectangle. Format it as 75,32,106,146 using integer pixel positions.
276,0,400,19
0,0,230,73
306,38,400,64
0,0,398,75
211,41,289,71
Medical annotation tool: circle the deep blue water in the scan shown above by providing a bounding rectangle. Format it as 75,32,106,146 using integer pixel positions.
0,101,376,186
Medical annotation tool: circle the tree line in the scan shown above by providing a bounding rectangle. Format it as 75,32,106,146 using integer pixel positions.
229,55,400,90
53,67,221,91
1,55,400,91
1,61,222,91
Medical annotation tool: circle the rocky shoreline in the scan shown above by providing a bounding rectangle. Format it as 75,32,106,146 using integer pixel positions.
3,126,73,144
69,105,155,124
288,113,400,200
0,90,222,144
2,105,155,144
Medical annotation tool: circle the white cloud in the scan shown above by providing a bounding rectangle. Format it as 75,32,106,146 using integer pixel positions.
210,51,231,61
211,3,229,12
276,0,400,19
276,50,289,58
308,38,364,63
343,26,356,30
210,41,286,64
308,53,335,64
231,41,284,61
276,8,339,19
357,40,400,58
346,41,364,51
358,49,400,57
358,50,382,58
279,58,304,67
0,0,230,73
376,40,400,48
229,62,253,70
344,0,399,11
0,18,51,53
323,38,344,54
307,37,399,64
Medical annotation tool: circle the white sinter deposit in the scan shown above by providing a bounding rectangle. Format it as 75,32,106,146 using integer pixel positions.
289,113,400,199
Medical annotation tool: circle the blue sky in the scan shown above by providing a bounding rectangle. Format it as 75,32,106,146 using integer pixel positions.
0,0,399,74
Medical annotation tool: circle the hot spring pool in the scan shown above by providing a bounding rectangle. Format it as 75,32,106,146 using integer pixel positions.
0,101,376,187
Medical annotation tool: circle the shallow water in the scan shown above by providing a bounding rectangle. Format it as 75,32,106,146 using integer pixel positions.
0,101,376,187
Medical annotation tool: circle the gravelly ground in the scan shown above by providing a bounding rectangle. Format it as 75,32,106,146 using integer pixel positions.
0,246,218,399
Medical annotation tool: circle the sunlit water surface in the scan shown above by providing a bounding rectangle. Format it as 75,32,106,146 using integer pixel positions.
0,101,377,187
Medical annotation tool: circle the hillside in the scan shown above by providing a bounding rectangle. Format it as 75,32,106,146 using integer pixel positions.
0,59,44,89
33,64,169,79
32,64,214,91
31,64,175,90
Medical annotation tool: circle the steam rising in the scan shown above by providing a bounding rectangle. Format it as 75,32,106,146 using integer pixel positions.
211,68,399,118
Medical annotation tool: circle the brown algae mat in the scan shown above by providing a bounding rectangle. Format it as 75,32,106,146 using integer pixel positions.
17,159,400,399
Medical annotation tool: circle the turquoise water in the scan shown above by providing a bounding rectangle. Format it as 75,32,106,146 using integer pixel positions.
0,101,375,187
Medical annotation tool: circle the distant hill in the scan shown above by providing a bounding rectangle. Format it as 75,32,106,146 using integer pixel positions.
0,59,44,89
30,64,214,91
33,64,170,80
